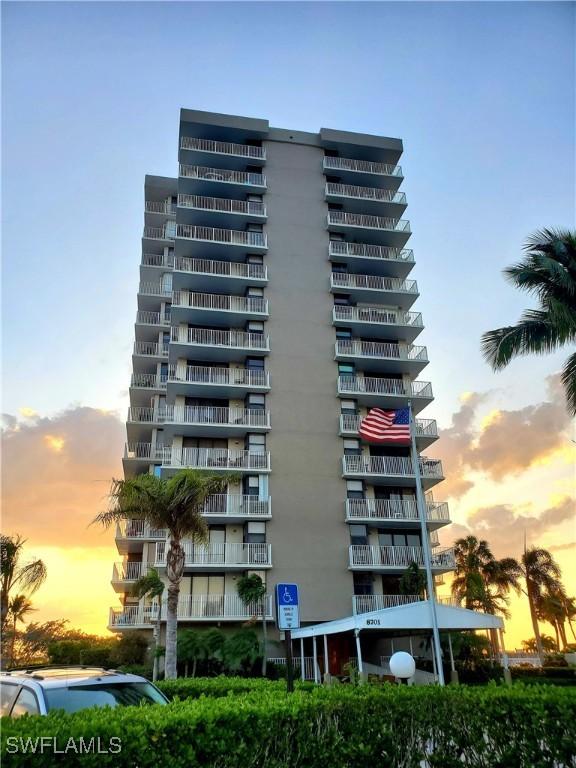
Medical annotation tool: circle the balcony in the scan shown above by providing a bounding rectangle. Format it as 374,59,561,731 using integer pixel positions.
179,136,266,167
335,339,429,376
329,241,414,279
142,226,175,249
345,498,450,529
140,252,174,283
177,194,266,227
179,164,266,195
167,364,270,398
135,310,170,328
202,494,271,522
162,447,271,474
323,156,403,189
173,256,267,293
352,594,424,614
129,373,167,407
349,545,455,573
115,521,167,555
137,282,172,312
144,200,177,226
111,561,148,591
172,291,268,325
155,541,272,569
337,375,433,412
325,183,407,216
327,211,411,247
109,594,273,629
330,273,418,310
339,414,438,449
175,224,267,260
342,454,444,488
127,406,270,439
170,326,270,362
132,341,169,360
333,306,423,342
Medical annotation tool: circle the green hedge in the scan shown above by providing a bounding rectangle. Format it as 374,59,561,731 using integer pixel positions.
2,684,575,767
157,675,314,700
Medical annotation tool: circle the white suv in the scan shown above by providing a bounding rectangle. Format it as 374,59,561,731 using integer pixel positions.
0,667,168,717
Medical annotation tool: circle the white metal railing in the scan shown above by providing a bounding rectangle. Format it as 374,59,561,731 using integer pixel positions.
353,594,423,613
132,342,169,357
138,282,172,297
142,253,175,268
124,443,165,461
177,194,266,217
109,594,273,627
130,373,167,390
329,241,414,263
202,495,271,518
168,364,270,389
145,201,176,215
135,310,171,326
115,520,167,539
342,454,443,479
268,656,316,680
335,339,428,362
333,306,422,327
340,415,438,438
323,156,403,177
345,499,449,523
162,447,270,471
127,405,270,429
180,136,266,160
171,326,269,351
349,546,455,569
143,226,175,241
338,375,433,399
326,182,406,205
177,224,267,248
179,164,266,187
111,561,148,582
328,211,410,233
155,540,272,567
172,291,268,315
174,256,267,281
330,273,417,294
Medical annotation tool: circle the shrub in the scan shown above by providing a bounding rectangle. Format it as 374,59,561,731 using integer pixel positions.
2,684,575,767
157,675,313,700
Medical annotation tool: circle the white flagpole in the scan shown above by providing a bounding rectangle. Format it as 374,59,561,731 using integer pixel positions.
408,401,445,686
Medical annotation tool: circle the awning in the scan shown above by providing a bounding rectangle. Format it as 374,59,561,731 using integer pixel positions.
289,600,504,640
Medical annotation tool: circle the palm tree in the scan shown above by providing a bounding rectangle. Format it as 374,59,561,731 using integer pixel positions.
237,573,268,675
521,635,557,654
399,562,427,598
94,469,232,679
481,228,576,414
536,592,567,651
132,567,164,681
178,629,203,677
7,594,35,667
1,535,47,637
518,547,564,660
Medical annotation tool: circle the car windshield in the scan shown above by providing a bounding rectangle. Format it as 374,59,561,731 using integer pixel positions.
44,682,167,713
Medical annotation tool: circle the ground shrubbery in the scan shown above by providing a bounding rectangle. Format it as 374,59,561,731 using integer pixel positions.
2,684,575,768
157,675,314,700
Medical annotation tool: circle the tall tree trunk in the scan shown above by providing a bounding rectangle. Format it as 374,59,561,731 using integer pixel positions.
184,661,189,678
261,608,268,677
164,539,185,680
553,621,560,651
559,620,567,650
152,615,161,682
527,582,544,660
192,657,197,678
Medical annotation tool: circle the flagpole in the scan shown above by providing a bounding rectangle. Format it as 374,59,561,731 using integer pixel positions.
408,401,445,686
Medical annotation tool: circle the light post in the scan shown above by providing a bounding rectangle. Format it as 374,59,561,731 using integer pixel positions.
390,651,416,685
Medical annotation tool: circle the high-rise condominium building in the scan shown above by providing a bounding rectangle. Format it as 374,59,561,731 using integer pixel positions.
108,109,455,663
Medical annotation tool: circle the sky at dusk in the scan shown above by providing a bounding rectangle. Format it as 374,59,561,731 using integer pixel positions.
2,1,575,648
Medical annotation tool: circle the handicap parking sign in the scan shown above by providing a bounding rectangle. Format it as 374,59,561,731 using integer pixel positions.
276,583,300,629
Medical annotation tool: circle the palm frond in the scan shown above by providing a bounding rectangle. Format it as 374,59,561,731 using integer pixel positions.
561,351,576,416
481,310,565,370
13,559,47,595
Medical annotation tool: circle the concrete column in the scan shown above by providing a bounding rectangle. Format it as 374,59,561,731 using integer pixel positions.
448,633,459,684
300,637,305,681
313,635,319,684
354,629,363,674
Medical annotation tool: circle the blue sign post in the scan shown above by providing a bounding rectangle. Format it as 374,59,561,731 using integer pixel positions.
275,583,300,693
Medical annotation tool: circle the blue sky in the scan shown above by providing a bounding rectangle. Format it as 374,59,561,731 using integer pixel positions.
2,1,574,427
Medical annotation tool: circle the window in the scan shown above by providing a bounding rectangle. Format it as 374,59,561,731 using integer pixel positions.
243,475,260,496
335,329,352,340
332,263,348,274
246,357,265,371
346,480,364,499
246,286,264,298
246,254,263,264
333,294,350,306
245,521,266,544
246,433,266,453
343,439,361,456
353,573,373,595
247,321,264,335
246,393,265,410
340,400,357,415
338,363,355,375
350,524,368,546
11,687,40,718
247,223,263,232
0,683,18,717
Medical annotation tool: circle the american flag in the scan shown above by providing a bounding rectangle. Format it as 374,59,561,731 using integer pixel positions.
358,407,411,444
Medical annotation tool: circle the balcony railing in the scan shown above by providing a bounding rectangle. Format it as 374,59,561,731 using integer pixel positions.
124,443,164,461
335,339,428,363
326,182,406,205
178,194,266,217
338,375,433,399
172,291,268,315
342,454,443,479
345,498,450,523
179,164,266,188
109,594,272,627
174,256,267,281
352,594,423,614
127,406,270,430
115,520,167,540
143,226,175,241
323,156,403,177
135,310,171,326
340,415,438,439
329,241,414,264
177,224,267,249
349,545,455,569
330,273,417,295
142,253,175,269
138,282,173,298
171,326,269,351
333,306,422,328
180,136,266,161
156,541,272,567
132,342,169,357
145,201,176,215
328,211,410,233
112,561,148,582
130,373,167,390
168,364,270,389
163,447,271,472
202,494,271,518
